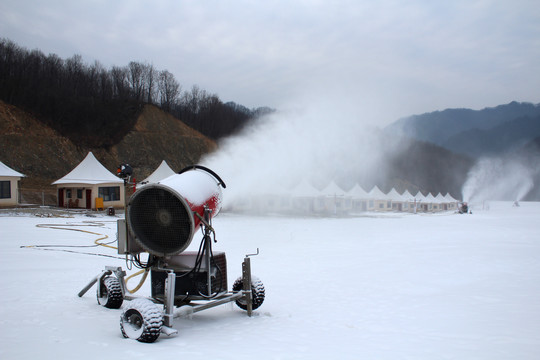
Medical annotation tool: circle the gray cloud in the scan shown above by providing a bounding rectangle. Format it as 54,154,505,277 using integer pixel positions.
1,0,539,125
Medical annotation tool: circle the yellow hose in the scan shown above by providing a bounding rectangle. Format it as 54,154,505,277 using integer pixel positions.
125,269,149,294
34,221,148,293
35,222,117,249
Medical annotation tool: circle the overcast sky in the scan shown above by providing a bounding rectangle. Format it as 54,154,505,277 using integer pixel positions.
1,0,539,126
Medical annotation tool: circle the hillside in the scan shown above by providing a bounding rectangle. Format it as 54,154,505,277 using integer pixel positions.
383,102,540,200
386,101,540,156
0,99,216,203
0,39,268,146
383,136,473,199
443,114,540,157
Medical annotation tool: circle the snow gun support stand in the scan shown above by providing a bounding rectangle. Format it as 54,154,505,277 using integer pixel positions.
77,166,265,343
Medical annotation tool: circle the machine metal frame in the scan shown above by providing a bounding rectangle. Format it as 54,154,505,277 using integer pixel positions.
78,210,258,339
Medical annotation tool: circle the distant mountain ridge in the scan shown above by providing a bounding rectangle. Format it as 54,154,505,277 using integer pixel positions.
386,101,540,157
443,114,540,157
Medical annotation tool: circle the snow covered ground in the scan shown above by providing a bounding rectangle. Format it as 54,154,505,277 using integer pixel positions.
1,202,539,359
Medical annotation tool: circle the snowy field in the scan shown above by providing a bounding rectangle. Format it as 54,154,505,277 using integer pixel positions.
1,202,539,359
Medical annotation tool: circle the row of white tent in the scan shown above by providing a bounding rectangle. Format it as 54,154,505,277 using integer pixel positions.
44,152,461,215
228,179,461,215
140,161,462,215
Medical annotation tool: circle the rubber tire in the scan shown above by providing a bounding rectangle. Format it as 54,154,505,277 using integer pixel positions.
232,276,265,311
120,298,163,343
97,276,123,309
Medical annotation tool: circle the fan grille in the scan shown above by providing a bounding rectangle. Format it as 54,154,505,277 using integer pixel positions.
128,186,194,256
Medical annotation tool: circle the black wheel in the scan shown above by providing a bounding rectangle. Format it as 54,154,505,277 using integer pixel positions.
120,298,163,343
232,276,265,311
97,276,123,309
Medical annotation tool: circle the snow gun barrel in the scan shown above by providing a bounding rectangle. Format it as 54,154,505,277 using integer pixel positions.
127,166,225,257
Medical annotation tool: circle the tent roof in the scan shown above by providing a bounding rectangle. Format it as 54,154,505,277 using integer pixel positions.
292,179,321,197
401,190,414,201
444,193,458,202
386,188,404,201
321,181,346,196
348,184,369,198
0,161,25,178
368,185,387,199
435,193,446,203
52,152,122,185
414,191,426,201
142,160,176,184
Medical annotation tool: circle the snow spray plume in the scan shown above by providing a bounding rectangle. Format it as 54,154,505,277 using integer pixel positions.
201,101,393,212
462,157,534,203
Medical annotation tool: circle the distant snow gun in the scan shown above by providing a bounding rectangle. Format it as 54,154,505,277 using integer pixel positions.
458,202,471,214
78,165,265,343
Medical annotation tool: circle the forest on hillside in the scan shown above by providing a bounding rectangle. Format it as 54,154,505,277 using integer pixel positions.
0,38,273,147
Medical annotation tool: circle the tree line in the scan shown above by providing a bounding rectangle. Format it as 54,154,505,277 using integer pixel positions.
0,38,272,147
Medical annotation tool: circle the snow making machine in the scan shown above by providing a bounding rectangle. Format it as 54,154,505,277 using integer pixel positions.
78,166,265,342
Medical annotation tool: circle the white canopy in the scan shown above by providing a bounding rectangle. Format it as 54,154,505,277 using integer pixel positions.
414,191,426,201
142,160,176,184
292,179,321,198
368,185,387,199
0,161,25,178
401,190,415,201
348,184,369,199
321,181,346,197
425,192,436,203
386,188,404,201
435,193,447,203
52,152,122,185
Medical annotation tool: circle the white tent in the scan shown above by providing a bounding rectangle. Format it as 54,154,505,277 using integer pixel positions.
348,184,369,199
321,181,351,215
349,184,369,212
140,160,176,185
386,188,403,201
435,193,448,211
398,189,415,212
401,190,415,201
52,152,124,210
369,186,390,211
0,161,25,207
444,193,459,210
386,188,406,211
369,185,386,199
291,179,321,214
423,193,437,212
292,179,321,198
321,181,346,196
413,191,428,212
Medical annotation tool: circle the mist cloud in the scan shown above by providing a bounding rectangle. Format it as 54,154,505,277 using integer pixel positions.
462,156,536,203
201,99,391,208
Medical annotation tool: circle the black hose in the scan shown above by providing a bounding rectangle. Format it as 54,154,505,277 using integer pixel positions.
178,165,227,188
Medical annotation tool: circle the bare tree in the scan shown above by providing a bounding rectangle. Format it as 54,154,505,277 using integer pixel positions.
0,38,262,145
111,65,129,99
128,61,145,101
144,63,157,104
158,70,180,111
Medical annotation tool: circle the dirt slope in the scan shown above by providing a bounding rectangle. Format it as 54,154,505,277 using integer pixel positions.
0,100,217,193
